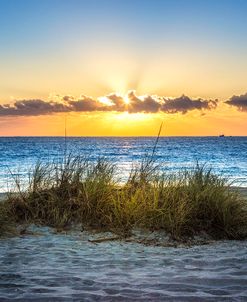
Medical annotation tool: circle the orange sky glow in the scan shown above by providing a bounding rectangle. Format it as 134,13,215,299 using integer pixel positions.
1,1,247,136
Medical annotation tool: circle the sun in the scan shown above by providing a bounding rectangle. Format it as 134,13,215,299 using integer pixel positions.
123,95,130,104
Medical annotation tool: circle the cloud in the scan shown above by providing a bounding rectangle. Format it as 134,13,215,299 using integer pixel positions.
62,95,75,102
0,99,69,116
225,93,247,111
127,91,161,113
0,92,217,116
161,95,218,114
68,96,105,112
103,93,127,112
0,97,104,116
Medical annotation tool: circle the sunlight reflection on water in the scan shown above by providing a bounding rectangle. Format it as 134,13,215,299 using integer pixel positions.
0,136,247,192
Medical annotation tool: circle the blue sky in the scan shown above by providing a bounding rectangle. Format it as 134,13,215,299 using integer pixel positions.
1,0,247,58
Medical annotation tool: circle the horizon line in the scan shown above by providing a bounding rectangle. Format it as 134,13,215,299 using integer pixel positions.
0,135,246,138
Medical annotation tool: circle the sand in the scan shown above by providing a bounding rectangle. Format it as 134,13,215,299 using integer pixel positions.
0,228,247,301
0,188,247,301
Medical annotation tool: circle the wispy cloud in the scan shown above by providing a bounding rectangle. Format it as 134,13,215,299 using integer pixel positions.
225,93,247,112
0,91,218,117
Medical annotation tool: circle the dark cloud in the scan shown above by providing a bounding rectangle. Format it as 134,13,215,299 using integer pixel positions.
62,95,75,102
0,97,105,116
0,99,69,116
68,96,104,112
104,93,127,112
161,95,217,114
225,93,247,111
128,91,161,113
0,92,217,116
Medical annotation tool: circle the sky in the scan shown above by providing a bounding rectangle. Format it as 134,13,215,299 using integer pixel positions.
0,0,247,136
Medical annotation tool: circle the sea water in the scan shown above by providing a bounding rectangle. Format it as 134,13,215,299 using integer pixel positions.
0,136,246,192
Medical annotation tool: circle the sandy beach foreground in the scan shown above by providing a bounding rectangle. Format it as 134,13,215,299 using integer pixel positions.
0,187,246,301
0,228,247,301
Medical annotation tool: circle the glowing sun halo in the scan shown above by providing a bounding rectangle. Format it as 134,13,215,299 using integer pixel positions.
123,95,130,104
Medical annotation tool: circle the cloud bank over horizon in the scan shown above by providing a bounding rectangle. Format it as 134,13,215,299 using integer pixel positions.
0,91,219,117
2,90,247,117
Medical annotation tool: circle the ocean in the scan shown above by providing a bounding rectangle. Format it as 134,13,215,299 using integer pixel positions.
0,136,247,192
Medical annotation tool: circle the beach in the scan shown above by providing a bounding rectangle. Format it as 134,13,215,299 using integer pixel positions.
1,137,247,301
1,229,247,301
0,187,247,301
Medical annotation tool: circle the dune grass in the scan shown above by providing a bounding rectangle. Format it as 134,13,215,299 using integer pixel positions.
0,154,247,240
0,199,16,237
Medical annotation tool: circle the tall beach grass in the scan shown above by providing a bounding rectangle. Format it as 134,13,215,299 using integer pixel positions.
1,152,247,240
